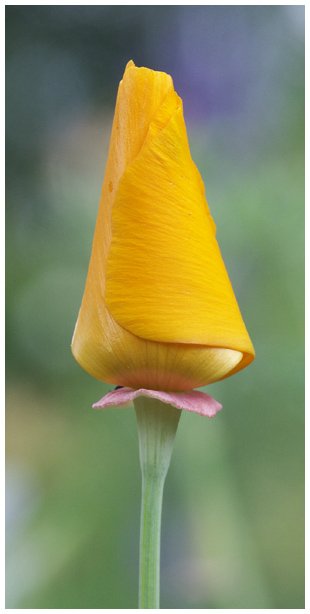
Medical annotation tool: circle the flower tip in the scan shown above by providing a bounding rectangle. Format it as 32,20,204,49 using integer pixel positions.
125,59,135,70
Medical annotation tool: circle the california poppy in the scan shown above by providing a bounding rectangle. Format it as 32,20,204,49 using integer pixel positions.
72,61,254,392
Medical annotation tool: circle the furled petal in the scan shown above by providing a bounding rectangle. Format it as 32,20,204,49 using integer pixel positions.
105,99,253,360
93,387,222,417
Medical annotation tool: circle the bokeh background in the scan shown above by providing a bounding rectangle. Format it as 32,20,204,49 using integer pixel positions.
6,5,304,609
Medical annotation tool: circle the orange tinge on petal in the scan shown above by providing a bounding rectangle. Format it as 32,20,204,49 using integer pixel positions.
72,61,255,391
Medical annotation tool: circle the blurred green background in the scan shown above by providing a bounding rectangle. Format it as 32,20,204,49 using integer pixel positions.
6,5,304,609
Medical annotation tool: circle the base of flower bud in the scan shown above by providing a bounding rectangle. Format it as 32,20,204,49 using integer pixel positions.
93,386,222,417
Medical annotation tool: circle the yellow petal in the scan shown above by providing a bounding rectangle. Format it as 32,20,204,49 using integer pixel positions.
73,322,243,391
105,101,254,359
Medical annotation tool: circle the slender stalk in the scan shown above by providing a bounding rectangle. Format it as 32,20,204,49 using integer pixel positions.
134,396,181,609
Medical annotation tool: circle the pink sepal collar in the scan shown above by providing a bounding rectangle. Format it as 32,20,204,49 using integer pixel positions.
93,387,222,417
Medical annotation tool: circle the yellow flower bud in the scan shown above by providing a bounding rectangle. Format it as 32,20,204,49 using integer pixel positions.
72,61,255,391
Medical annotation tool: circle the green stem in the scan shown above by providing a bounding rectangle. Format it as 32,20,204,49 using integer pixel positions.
134,396,181,609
